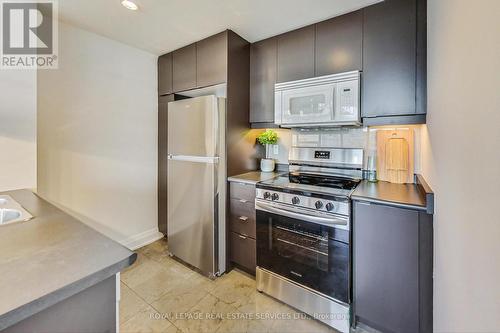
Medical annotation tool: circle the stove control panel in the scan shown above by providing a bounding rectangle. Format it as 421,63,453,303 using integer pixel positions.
255,189,349,216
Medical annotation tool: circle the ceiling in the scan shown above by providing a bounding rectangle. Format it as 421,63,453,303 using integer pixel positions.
58,0,382,55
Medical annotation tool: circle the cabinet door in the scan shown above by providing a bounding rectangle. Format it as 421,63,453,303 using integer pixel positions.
196,31,227,88
353,201,419,332
362,0,417,117
158,53,173,95
277,26,315,83
315,10,362,76
230,232,256,273
158,95,174,235
416,0,427,115
172,43,197,92
250,37,277,123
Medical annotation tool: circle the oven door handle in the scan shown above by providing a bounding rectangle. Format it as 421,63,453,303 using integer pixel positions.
255,201,348,227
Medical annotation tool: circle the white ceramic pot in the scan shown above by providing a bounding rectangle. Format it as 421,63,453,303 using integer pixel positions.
260,158,275,172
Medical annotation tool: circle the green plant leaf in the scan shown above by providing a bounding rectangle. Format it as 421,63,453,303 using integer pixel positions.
257,129,278,145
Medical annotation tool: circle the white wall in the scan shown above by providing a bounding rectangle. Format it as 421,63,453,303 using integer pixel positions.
37,22,161,249
0,70,37,191
423,0,500,331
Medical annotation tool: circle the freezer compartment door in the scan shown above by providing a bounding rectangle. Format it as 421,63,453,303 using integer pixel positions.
167,158,217,276
168,95,219,157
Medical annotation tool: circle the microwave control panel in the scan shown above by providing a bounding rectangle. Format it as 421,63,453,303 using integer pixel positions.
336,80,359,119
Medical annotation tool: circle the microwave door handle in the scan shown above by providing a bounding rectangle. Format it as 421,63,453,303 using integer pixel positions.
255,201,348,226
331,85,336,121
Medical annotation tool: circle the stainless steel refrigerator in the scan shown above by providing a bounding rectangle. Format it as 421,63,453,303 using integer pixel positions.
167,95,226,278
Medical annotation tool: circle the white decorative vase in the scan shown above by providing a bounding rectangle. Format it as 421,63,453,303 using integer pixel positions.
260,158,275,172
260,144,276,172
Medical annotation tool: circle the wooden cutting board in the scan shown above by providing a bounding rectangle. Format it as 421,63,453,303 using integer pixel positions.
376,128,414,184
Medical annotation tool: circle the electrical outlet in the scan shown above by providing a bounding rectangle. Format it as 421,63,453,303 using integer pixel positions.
273,145,279,155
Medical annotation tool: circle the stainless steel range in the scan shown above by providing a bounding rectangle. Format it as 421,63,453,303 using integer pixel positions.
255,147,363,333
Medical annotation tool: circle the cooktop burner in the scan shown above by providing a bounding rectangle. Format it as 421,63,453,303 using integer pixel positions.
288,172,360,191
257,172,361,198
257,147,364,198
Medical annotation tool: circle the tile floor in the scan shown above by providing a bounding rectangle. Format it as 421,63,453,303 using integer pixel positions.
120,239,338,333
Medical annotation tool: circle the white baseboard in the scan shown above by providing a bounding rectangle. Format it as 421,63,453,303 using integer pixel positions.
120,228,164,250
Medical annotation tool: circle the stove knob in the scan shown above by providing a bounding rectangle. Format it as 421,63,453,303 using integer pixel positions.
272,193,279,201
326,202,335,212
263,192,271,200
292,197,300,205
315,201,323,209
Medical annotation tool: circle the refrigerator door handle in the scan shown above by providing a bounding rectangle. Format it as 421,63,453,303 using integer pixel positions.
168,155,219,164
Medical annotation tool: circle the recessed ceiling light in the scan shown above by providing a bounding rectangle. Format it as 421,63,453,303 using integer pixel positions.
121,0,138,11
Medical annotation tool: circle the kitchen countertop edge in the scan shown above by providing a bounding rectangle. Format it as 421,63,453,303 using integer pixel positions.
350,194,427,211
0,189,137,330
0,253,136,330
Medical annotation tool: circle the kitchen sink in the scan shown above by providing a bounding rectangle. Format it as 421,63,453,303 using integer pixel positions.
0,209,22,224
0,195,33,226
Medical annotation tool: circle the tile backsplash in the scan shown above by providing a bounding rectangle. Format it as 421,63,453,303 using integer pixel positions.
291,127,372,149
266,126,423,173
264,129,292,164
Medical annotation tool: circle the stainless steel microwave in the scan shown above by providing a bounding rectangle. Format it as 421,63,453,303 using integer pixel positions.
274,71,361,127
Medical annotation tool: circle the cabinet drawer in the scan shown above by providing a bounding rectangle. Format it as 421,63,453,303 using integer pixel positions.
230,199,256,238
230,232,256,273
229,182,255,202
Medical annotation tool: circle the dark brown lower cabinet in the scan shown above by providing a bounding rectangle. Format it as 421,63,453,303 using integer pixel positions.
230,232,256,274
4,275,117,333
353,200,433,333
228,181,256,274
230,198,256,238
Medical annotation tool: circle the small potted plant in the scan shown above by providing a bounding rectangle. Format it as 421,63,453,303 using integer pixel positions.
257,129,278,172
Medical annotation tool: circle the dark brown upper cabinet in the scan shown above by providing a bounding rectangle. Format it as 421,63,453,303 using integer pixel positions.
416,0,427,116
315,10,362,76
249,37,277,124
172,43,197,92
362,0,426,124
158,53,173,96
196,31,228,88
277,25,315,83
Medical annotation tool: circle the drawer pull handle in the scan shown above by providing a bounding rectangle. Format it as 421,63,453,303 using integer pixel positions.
239,199,248,203
238,216,248,222
290,271,303,278
238,235,247,240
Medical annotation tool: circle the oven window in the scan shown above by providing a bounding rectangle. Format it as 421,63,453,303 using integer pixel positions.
289,94,326,116
273,225,329,272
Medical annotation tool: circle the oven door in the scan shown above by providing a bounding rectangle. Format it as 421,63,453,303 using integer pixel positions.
279,84,335,126
256,201,350,304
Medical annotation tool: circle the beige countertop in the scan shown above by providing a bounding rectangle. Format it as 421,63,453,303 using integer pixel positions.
228,171,282,185
0,189,136,330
